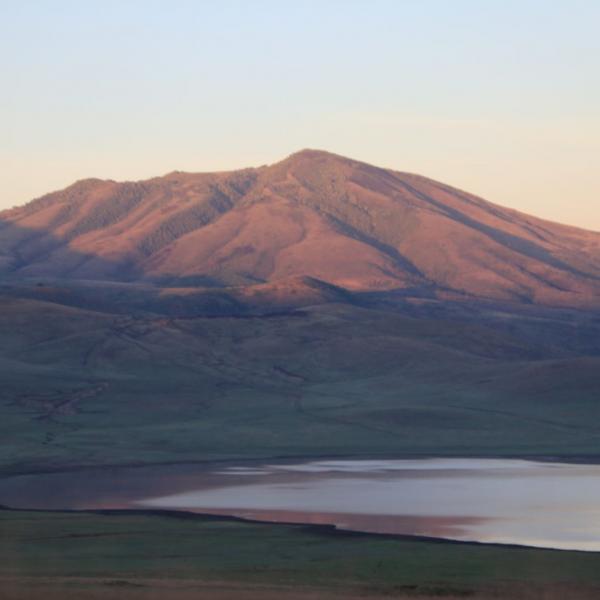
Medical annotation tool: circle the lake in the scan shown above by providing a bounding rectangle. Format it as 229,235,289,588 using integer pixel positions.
1,458,600,551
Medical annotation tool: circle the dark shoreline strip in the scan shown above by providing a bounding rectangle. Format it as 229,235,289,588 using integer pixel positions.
3,452,600,479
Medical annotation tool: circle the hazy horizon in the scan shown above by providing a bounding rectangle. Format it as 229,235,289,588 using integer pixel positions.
2,1,599,230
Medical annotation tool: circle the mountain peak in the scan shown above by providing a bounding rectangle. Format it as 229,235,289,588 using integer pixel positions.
284,148,337,160
277,148,358,168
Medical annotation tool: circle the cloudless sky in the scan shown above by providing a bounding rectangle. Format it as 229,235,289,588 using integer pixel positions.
1,0,599,229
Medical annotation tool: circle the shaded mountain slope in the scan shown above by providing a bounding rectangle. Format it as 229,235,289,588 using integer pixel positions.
2,150,600,308
0,275,353,317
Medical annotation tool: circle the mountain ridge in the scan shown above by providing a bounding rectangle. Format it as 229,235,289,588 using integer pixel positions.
2,149,599,309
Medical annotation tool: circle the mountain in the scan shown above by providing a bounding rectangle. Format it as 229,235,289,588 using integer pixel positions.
2,149,600,309
2,150,600,476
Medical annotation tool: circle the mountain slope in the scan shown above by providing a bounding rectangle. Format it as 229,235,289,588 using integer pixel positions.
2,151,600,473
2,149,600,308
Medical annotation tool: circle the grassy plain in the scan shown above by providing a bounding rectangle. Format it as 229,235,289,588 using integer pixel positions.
2,509,600,599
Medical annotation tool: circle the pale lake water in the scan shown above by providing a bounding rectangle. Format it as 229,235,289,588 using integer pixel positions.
2,458,600,551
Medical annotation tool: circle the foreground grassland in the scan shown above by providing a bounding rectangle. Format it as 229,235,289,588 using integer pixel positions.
1,509,600,599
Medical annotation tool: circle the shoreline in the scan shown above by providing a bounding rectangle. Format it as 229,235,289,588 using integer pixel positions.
3,455,600,555
3,450,600,480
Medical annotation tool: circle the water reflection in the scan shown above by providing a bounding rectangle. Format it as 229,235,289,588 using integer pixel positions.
190,507,488,539
2,458,600,551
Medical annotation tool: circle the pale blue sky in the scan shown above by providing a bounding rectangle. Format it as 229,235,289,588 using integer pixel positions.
1,1,599,228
